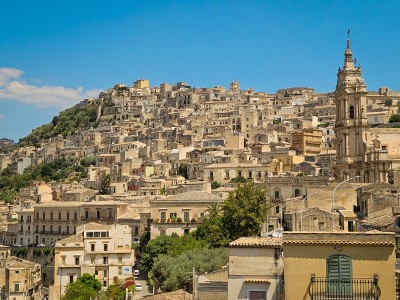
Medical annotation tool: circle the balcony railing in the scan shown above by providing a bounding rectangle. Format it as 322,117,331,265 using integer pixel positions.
307,275,381,299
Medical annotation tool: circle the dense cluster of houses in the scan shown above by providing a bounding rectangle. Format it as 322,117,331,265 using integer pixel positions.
0,37,400,299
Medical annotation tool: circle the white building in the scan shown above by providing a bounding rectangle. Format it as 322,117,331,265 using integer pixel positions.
52,222,134,300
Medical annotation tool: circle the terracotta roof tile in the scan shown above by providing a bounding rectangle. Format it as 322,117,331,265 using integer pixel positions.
229,237,282,248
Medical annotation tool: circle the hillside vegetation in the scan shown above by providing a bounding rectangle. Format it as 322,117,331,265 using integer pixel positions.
19,100,100,147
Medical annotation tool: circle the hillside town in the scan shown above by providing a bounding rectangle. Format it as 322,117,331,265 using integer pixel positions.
0,36,400,300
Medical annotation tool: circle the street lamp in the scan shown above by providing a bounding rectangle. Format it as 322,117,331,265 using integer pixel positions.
280,196,304,231
331,176,360,230
299,191,318,231
59,227,68,242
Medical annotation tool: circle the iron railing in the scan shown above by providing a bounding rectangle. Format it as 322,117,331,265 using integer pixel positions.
307,274,381,299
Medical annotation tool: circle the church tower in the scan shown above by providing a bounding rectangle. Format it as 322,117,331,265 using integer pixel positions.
334,32,391,183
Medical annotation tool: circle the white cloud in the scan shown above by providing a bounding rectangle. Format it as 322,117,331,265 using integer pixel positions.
0,68,23,86
0,68,101,109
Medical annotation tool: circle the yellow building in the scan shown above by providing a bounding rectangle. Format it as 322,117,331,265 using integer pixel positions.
291,128,322,155
2,256,42,300
283,231,396,300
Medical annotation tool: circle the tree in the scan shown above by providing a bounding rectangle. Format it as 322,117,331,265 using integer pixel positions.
62,274,101,300
150,248,229,292
389,114,400,123
222,181,267,240
230,176,247,183
206,202,222,218
177,163,188,179
99,174,111,195
103,277,125,300
211,181,220,189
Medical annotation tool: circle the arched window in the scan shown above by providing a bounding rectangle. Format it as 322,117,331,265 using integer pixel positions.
294,189,301,197
327,254,352,296
349,106,355,119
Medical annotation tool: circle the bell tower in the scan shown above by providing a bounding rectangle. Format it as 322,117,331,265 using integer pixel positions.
334,31,368,181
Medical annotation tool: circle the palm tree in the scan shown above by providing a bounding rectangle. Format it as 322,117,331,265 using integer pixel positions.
206,202,222,218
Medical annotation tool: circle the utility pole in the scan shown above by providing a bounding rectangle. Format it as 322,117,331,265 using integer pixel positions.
192,266,196,300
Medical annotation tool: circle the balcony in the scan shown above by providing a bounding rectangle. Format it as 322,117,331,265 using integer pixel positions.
307,275,381,299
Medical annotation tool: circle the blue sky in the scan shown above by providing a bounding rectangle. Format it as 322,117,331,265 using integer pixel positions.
1,0,399,142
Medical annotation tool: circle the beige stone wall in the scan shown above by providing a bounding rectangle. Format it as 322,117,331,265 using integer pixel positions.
228,247,283,300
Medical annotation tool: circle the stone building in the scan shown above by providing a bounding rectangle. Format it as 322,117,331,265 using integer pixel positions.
52,222,134,300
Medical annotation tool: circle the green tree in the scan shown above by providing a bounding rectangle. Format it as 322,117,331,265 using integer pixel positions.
389,114,400,123
222,181,267,240
62,274,101,300
230,176,247,183
99,174,111,195
177,163,188,179
151,248,228,292
103,277,125,300
206,202,222,218
211,181,221,189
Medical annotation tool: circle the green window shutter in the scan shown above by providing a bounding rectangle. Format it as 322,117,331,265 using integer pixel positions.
327,255,352,296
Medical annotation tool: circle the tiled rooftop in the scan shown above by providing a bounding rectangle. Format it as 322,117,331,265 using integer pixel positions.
229,236,282,248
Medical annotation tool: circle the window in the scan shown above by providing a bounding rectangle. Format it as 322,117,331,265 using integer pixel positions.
294,189,301,197
66,212,70,221
349,106,355,119
104,270,107,278
20,215,23,222
103,257,108,264
85,210,89,218
248,171,252,178
96,210,101,219
91,256,95,264
274,190,280,199
14,282,20,292
42,212,45,220
160,211,166,222
69,275,74,284
275,206,279,214
50,212,53,221
103,281,107,287
248,290,266,300
42,225,45,233
61,257,66,265
104,244,108,251
75,257,79,265
91,244,95,252
209,171,214,179
327,255,352,296
50,225,53,233
36,212,39,220
118,267,122,275
74,212,78,221
170,212,177,219
134,227,139,236
108,210,113,219
59,212,62,220
225,171,230,179
184,211,190,222
118,256,122,264
58,225,61,234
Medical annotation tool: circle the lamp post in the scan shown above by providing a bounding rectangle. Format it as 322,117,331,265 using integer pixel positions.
280,196,304,231
59,227,68,242
299,191,318,231
331,176,360,230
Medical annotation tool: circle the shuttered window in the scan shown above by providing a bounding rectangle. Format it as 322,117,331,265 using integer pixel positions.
327,254,352,296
